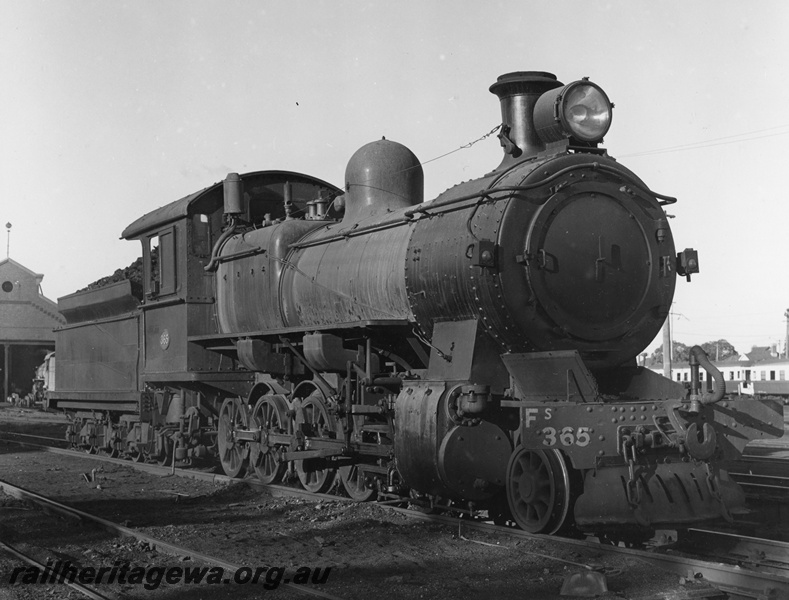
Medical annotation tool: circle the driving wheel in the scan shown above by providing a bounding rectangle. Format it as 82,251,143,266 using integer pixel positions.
249,394,289,484
295,394,337,493
217,397,249,478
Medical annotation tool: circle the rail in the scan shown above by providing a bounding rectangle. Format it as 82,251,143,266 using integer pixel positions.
2,433,789,598
0,477,345,600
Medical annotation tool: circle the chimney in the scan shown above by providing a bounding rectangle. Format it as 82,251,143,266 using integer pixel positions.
489,71,563,168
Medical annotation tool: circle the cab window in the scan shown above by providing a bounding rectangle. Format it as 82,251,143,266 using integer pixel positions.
146,227,176,297
191,213,211,257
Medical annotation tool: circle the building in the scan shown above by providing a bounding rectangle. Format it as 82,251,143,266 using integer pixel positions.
647,346,789,397
0,258,65,400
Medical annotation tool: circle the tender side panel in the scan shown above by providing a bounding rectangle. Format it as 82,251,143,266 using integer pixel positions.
53,280,142,397
53,312,141,395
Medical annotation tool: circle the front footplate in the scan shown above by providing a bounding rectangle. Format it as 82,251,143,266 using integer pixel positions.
574,461,745,530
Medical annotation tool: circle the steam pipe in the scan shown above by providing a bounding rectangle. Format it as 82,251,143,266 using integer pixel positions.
688,345,725,405
289,163,677,251
203,218,238,272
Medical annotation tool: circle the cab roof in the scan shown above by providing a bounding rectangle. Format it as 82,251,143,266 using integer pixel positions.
121,170,340,240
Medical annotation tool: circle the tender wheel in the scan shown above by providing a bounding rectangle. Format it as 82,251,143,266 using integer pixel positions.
295,395,336,493
340,464,376,501
100,447,120,459
102,429,122,459
218,397,249,478
249,395,289,485
157,437,174,467
505,447,573,534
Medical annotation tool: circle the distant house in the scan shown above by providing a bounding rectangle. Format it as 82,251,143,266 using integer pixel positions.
646,345,789,396
0,258,65,400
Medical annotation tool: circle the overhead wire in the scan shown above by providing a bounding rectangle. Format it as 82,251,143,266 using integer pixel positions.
348,122,789,184
417,124,501,168
620,124,789,158
410,122,789,165
347,123,502,199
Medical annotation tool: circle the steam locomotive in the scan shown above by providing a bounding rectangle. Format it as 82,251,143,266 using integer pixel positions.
48,71,784,536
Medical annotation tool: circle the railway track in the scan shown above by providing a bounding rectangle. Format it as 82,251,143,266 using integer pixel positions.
2,431,789,599
0,538,112,600
0,477,344,600
729,455,789,502
676,529,789,579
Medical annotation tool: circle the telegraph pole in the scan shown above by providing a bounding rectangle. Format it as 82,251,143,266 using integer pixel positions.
662,313,672,379
785,308,789,358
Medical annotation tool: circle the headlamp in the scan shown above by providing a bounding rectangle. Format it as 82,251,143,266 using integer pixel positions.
533,79,613,144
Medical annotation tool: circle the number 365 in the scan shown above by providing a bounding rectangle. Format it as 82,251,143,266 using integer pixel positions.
541,426,591,447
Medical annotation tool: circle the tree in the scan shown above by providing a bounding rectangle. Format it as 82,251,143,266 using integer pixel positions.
648,339,737,365
699,339,737,361
649,342,689,365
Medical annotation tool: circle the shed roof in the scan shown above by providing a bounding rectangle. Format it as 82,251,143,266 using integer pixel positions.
0,257,64,343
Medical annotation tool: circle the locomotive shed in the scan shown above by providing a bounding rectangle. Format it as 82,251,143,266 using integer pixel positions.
0,258,63,405
3,408,789,599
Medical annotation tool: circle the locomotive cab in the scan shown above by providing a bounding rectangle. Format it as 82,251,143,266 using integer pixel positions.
122,170,342,389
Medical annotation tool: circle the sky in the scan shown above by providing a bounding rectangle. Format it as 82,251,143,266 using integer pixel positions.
1,0,788,358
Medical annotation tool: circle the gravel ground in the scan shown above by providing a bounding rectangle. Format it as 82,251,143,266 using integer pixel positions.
0,408,720,600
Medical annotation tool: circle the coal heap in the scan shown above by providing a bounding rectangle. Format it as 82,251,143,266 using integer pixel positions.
77,248,158,300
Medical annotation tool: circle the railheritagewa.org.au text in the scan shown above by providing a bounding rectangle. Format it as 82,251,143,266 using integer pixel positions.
8,560,332,590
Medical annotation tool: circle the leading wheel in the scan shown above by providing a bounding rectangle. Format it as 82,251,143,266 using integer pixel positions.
218,397,249,478
506,447,573,534
295,395,337,493
249,394,289,484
